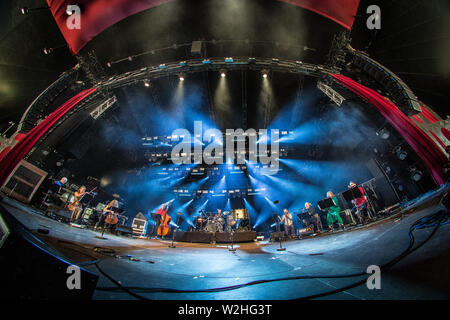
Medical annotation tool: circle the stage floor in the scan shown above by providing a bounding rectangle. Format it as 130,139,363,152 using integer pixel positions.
2,189,450,300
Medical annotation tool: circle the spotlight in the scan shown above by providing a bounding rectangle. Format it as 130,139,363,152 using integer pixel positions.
43,47,54,55
262,70,269,78
376,128,390,140
220,69,226,78
19,7,30,15
410,168,423,182
144,81,150,87
178,73,185,81
394,146,407,160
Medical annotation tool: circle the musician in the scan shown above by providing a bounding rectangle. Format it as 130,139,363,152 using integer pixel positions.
52,177,68,194
325,191,344,231
281,208,295,238
69,185,88,223
95,197,119,230
216,209,224,231
302,202,322,233
348,181,369,223
42,176,68,208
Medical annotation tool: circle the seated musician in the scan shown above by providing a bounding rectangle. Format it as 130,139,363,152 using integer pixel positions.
281,208,295,238
52,177,68,194
95,197,119,231
302,202,322,233
325,191,345,231
69,185,87,223
348,181,370,223
44,176,68,207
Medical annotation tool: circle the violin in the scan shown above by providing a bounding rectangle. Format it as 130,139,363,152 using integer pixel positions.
157,203,171,236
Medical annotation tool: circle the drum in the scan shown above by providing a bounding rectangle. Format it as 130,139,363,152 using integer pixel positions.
206,221,220,233
195,216,206,230
227,215,236,227
215,216,224,224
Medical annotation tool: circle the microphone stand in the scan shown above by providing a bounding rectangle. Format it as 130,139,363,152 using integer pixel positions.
273,201,285,251
169,212,182,248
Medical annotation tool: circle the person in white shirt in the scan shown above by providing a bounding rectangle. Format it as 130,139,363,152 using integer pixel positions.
281,208,295,238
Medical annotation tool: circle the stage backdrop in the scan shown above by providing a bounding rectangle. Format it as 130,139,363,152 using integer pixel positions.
331,74,448,186
47,0,360,54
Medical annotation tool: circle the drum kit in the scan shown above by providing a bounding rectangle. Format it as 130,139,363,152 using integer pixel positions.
194,209,250,233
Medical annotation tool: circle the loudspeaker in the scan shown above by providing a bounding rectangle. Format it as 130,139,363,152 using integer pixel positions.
366,159,399,206
132,213,147,236
1,160,47,204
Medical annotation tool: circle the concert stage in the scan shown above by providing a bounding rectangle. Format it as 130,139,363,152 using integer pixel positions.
1,185,449,300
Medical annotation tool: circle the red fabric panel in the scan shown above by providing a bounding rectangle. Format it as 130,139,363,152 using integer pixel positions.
331,74,447,186
429,130,446,149
441,128,450,142
421,107,439,124
47,0,174,54
412,114,424,124
0,88,97,185
278,0,360,29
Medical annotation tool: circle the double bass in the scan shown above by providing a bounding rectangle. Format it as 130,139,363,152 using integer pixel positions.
157,203,172,237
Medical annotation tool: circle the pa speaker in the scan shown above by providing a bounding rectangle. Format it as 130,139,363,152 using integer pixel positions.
1,160,47,204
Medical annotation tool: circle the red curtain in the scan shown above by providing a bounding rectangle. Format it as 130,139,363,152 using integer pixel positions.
0,88,97,185
47,0,174,54
331,74,447,186
48,0,359,54
278,0,360,30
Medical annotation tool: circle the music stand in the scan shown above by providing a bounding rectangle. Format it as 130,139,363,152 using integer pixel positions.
317,198,335,211
342,186,363,202
342,186,367,224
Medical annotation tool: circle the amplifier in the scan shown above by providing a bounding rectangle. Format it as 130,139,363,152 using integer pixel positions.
1,160,47,204
131,218,147,236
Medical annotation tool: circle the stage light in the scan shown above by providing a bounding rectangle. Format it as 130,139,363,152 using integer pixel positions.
144,81,150,87
43,48,54,55
178,73,185,81
225,57,233,63
377,128,390,140
394,147,407,160
410,168,423,182
220,69,226,78
20,7,30,15
262,70,269,78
